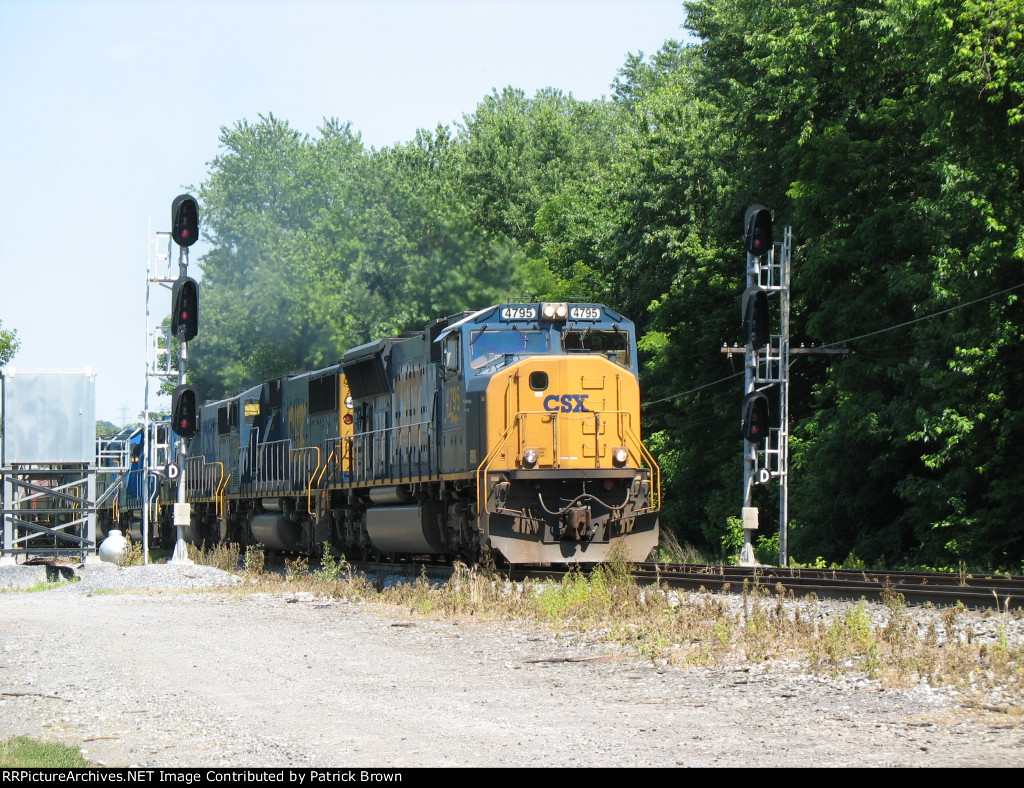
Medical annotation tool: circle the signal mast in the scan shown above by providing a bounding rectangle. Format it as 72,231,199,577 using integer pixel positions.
738,205,791,566
167,195,200,564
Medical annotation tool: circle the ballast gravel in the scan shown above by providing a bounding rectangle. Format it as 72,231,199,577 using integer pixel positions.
0,561,1022,768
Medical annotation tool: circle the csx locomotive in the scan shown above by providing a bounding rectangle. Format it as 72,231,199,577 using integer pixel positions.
100,302,660,565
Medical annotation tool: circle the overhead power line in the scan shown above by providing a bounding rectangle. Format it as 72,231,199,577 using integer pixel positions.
815,281,1024,349
644,280,1024,408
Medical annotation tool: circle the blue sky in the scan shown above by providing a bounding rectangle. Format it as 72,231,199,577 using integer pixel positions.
0,0,687,423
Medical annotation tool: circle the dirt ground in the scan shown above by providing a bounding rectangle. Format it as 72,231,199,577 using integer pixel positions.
2,584,1022,768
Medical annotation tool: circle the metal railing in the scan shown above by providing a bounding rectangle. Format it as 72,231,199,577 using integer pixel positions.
326,421,438,486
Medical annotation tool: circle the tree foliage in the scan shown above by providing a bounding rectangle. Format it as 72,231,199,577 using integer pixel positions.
0,320,20,367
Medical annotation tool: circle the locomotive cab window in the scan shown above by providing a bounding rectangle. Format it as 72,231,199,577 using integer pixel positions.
217,403,238,436
443,336,461,376
469,328,549,370
562,329,631,368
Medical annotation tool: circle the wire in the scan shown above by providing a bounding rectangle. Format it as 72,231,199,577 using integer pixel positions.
643,281,1024,407
814,282,1024,349
645,370,744,406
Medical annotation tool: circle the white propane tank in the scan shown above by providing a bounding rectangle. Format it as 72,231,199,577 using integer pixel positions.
98,529,128,564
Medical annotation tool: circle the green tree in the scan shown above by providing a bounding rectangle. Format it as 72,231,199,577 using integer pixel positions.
193,114,368,398
673,0,1024,569
0,320,20,366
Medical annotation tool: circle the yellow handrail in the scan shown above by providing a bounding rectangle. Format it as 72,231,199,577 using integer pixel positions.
212,463,228,517
475,414,523,515
301,446,322,515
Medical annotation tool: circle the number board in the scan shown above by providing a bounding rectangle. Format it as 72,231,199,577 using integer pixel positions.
499,306,538,321
569,306,602,320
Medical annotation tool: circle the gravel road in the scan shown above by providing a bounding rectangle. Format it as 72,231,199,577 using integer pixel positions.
1,562,1022,768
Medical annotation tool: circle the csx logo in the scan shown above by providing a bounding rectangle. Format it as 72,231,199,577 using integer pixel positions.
543,394,589,413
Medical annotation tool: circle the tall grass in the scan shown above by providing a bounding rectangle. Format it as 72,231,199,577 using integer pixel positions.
79,537,1024,712
335,559,1021,712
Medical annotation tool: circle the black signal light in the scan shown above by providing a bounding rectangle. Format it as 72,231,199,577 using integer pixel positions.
171,194,200,248
744,204,773,257
171,385,198,439
741,286,770,351
171,277,199,342
742,391,770,445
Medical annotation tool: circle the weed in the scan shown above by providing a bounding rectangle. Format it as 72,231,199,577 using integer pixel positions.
653,528,706,564
634,626,671,661
120,535,144,567
821,602,880,675
284,555,309,581
187,542,241,572
0,736,93,767
244,544,265,576
754,531,780,566
1,579,75,593
313,542,351,581
104,542,1022,705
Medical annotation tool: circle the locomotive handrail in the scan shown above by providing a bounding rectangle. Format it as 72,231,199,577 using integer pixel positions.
621,422,661,513
335,421,437,486
298,446,322,516
251,440,291,491
214,465,229,517
310,443,341,520
184,456,225,499
475,415,522,515
321,436,351,487
241,441,316,490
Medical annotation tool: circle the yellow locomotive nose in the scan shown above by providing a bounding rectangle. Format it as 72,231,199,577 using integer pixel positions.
484,354,644,472
477,353,659,564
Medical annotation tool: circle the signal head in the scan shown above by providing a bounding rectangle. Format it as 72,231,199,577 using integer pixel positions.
171,277,199,342
171,194,200,248
742,391,770,445
744,205,773,257
741,286,770,351
171,385,198,439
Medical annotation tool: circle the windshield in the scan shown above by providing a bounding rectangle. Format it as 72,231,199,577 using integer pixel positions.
561,328,631,368
469,328,550,370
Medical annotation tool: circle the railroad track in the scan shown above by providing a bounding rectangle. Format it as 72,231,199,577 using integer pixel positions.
497,561,1022,610
20,555,1024,610
629,563,1024,609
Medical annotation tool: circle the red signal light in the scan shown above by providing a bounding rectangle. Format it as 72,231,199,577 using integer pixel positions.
171,194,199,248
171,385,198,439
744,205,773,258
742,391,770,445
171,277,199,342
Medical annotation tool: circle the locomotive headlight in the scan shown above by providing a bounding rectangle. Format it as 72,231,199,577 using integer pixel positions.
612,447,629,467
522,449,539,468
541,302,568,321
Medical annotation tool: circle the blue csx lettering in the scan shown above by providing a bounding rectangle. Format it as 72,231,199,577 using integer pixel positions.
543,394,589,413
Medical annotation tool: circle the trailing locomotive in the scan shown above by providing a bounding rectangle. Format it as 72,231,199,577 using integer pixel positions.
103,302,660,565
